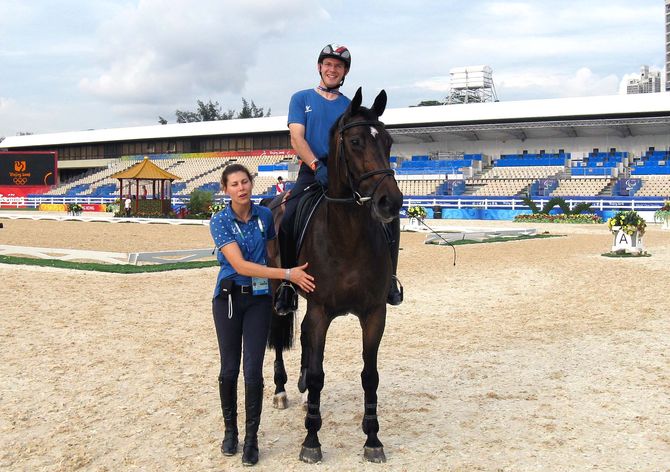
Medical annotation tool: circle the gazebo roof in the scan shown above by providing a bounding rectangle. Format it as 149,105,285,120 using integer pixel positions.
111,156,181,180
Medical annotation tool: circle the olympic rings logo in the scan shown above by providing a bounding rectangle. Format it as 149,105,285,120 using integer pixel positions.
12,177,28,185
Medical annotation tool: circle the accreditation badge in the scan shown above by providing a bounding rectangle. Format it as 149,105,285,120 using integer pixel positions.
251,277,269,296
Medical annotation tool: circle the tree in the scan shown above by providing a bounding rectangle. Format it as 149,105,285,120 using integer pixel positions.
162,98,270,124
186,189,214,216
237,98,270,118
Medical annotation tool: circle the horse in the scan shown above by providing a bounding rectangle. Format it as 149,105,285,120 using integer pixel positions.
265,87,403,463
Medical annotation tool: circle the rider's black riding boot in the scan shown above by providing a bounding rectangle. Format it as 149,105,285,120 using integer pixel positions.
242,382,263,466
386,218,403,306
219,377,239,456
275,227,298,315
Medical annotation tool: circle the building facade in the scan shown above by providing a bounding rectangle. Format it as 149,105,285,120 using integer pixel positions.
626,65,662,94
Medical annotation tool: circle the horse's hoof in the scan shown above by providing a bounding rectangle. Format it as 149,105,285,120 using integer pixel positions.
299,446,323,464
363,446,386,463
272,392,288,409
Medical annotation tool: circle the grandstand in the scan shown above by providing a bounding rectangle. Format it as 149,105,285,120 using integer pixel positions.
2,93,670,216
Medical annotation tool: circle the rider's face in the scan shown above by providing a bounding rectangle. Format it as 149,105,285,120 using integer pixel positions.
319,58,347,88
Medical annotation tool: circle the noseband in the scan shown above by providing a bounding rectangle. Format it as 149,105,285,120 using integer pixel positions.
324,119,395,205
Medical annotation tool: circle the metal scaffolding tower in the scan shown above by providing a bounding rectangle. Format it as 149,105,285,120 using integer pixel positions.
445,65,499,104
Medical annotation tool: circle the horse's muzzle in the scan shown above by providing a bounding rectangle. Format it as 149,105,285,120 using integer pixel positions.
372,190,403,223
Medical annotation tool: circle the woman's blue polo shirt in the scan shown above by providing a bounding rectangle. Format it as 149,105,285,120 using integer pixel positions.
210,203,276,297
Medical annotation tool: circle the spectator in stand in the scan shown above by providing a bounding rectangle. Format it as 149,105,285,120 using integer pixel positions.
274,176,286,195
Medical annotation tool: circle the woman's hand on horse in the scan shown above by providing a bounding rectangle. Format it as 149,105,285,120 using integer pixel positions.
291,262,315,292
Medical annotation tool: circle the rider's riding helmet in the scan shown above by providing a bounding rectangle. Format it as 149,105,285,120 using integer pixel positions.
318,43,351,70
318,44,351,89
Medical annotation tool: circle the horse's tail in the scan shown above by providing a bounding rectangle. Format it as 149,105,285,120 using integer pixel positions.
267,310,296,351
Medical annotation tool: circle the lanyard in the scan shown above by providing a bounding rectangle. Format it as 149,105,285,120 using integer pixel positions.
232,217,264,257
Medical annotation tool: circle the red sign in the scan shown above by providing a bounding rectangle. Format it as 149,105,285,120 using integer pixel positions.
0,185,50,197
81,204,107,212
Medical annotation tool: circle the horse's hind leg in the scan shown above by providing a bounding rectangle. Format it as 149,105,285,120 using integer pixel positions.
359,307,387,463
298,309,330,464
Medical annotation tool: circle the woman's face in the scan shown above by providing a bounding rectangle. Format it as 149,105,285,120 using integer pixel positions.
223,171,253,205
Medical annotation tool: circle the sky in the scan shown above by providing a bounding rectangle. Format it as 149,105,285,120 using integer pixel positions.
0,0,666,138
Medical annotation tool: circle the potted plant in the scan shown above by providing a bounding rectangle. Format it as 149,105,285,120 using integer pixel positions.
607,210,647,236
654,200,670,230
607,210,646,254
68,203,83,216
406,205,427,230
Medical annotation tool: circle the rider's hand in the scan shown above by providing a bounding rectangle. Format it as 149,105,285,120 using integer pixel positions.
290,262,315,293
314,161,328,188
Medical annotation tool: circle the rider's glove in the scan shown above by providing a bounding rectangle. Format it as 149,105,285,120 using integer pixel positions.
314,161,328,188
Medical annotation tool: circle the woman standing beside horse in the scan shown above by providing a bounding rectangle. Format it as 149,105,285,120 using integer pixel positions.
210,164,315,466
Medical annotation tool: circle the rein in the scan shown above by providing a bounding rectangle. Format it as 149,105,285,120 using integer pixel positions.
324,119,395,205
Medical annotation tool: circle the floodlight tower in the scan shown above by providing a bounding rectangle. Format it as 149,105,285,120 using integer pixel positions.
445,65,499,104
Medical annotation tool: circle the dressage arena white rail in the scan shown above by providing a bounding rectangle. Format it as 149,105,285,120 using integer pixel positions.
0,245,215,265
0,212,214,265
0,212,210,226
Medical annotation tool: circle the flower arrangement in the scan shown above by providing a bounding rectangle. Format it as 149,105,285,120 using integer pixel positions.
607,210,647,236
654,200,670,223
208,202,226,215
68,203,83,215
514,213,602,224
407,205,427,220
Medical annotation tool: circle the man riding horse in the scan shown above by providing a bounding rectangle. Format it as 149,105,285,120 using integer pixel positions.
276,43,403,311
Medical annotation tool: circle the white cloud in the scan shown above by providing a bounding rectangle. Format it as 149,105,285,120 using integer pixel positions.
496,67,620,99
79,0,327,105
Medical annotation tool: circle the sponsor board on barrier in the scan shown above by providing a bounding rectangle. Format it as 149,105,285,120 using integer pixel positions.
37,203,107,212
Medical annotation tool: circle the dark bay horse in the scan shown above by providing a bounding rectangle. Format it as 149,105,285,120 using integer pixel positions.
266,88,403,463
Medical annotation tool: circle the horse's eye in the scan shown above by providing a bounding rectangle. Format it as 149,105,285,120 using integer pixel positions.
350,138,360,146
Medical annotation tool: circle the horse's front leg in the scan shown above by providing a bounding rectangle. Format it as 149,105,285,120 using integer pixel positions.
359,306,387,463
265,236,290,409
298,307,331,463
272,349,288,409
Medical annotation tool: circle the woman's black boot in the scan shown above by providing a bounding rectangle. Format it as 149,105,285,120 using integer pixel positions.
218,377,238,456
241,382,263,466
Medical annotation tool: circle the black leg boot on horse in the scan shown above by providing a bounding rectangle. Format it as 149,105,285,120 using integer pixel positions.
385,218,403,306
218,376,239,456
242,382,263,466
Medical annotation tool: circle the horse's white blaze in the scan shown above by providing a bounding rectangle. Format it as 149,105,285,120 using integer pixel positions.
370,127,378,138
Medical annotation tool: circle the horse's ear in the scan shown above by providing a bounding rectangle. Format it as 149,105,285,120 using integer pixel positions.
372,90,387,117
349,87,363,115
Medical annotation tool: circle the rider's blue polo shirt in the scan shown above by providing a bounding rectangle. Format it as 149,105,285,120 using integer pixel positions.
210,203,276,297
287,88,350,160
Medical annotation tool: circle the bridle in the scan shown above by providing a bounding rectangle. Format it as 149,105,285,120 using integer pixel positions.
324,118,396,205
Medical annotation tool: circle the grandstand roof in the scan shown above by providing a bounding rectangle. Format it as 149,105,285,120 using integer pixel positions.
110,157,181,181
2,92,670,148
